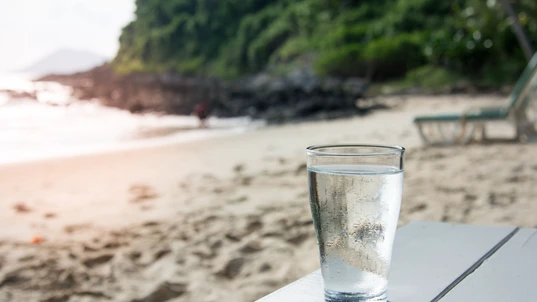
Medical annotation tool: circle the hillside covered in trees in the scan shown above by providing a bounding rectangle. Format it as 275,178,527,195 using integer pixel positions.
114,0,537,87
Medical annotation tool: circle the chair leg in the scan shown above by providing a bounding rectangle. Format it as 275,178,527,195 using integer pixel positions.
416,122,432,145
454,121,468,144
517,119,537,142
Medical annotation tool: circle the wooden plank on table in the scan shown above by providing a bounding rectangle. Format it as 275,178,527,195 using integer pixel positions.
257,270,324,302
440,228,537,302
388,221,517,302
257,221,516,302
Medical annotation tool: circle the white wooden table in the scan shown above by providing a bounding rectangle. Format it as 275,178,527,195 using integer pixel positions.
257,221,537,302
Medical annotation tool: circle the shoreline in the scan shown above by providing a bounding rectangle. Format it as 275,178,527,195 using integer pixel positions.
0,123,255,166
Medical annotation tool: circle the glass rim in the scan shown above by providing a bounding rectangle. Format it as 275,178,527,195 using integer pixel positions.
306,144,405,157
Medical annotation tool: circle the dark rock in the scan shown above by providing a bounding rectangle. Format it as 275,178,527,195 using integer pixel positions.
40,64,368,123
0,89,37,101
343,78,368,97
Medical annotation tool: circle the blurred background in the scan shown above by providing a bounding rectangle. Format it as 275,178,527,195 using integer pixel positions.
0,1,536,301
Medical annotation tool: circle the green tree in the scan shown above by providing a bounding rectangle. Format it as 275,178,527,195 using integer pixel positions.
113,0,537,86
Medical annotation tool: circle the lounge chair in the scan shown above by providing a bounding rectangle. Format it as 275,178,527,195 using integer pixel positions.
413,53,537,145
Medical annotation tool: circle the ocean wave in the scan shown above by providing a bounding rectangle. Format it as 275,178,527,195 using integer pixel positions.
0,73,263,164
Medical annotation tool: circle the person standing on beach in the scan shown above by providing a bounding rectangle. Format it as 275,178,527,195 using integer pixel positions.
194,102,210,128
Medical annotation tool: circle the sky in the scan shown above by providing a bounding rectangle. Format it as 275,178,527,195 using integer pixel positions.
0,0,135,71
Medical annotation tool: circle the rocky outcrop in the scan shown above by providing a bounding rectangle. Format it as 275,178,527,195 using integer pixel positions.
0,89,37,100
39,65,368,122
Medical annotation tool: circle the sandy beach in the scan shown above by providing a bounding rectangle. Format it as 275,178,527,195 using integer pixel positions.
1,94,536,302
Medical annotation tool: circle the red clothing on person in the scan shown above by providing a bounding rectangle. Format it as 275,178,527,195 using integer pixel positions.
195,102,209,120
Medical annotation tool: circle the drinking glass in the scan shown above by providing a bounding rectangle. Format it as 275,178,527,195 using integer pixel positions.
307,145,404,302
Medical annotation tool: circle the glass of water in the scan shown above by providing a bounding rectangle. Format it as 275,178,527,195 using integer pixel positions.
307,145,404,302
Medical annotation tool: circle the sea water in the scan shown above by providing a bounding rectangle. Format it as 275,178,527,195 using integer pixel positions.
0,72,261,164
308,164,403,302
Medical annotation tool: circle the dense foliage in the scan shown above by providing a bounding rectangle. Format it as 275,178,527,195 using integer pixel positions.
114,0,537,85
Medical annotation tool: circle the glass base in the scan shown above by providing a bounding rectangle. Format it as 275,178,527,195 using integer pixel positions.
324,289,387,302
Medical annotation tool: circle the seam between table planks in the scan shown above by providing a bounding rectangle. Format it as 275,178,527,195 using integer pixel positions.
520,229,537,248
431,227,520,302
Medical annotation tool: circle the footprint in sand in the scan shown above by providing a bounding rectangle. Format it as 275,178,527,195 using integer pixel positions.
140,205,153,211
131,282,187,302
506,175,529,183
259,263,272,273
129,184,159,203
488,191,516,207
142,221,160,227
233,164,245,174
154,248,172,260
43,212,56,219
13,202,32,214
408,203,428,214
0,270,31,288
128,251,142,261
240,240,263,254
64,223,92,234
238,176,252,186
286,233,310,245
202,173,218,181
228,196,248,204
216,257,245,279
295,163,307,175
82,254,114,268
18,255,35,262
